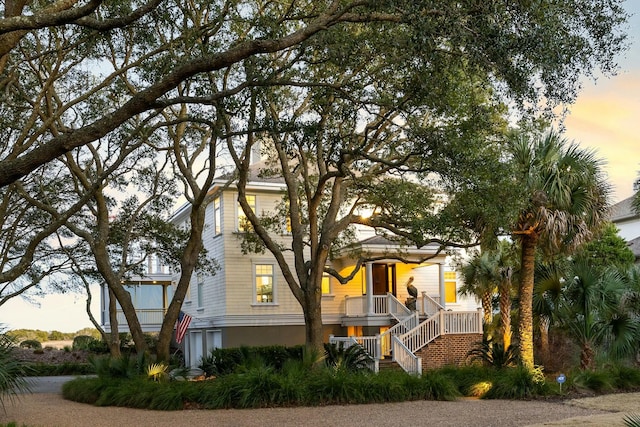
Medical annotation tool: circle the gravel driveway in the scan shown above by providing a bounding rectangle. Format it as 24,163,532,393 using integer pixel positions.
2,379,638,427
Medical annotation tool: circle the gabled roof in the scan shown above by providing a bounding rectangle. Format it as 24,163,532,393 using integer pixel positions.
610,196,639,223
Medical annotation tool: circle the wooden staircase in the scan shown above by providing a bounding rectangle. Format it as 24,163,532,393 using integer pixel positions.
330,293,483,376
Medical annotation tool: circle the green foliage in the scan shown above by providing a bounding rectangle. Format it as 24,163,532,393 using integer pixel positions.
64,364,463,410
72,335,94,351
198,345,304,377
0,331,30,407
47,331,66,341
572,369,615,393
468,340,519,369
90,353,152,380
569,364,640,393
5,329,49,343
438,365,497,396
18,340,42,350
624,413,640,427
482,365,550,399
574,222,635,271
86,339,109,354
323,342,373,373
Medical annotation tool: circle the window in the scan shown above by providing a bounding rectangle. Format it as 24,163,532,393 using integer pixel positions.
238,194,256,231
197,274,204,308
444,271,457,304
254,264,275,303
213,197,221,235
321,274,331,295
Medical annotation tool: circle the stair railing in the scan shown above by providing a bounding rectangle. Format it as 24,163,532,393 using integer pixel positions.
419,291,445,317
398,310,442,354
387,292,412,319
391,335,422,375
379,311,419,358
328,335,379,372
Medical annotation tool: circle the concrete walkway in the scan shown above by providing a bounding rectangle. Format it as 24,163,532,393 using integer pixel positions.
22,375,83,393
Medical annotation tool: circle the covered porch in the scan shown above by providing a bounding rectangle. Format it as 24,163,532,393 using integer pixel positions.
100,278,174,332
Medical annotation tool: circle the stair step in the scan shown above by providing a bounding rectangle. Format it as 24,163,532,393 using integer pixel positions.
378,359,403,371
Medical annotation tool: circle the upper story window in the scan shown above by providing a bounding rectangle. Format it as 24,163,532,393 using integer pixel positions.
213,197,221,235
238,194,256,232
322,273,331,295
197,274,204,308
254,263,275,304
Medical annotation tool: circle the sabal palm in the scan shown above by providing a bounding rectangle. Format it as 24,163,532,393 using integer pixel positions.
533,258,570,367
561,262,629,370
459,250,500,329
509,130,609,370
459,241,518,347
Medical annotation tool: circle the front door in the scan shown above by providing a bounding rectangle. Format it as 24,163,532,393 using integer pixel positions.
372,264,397,296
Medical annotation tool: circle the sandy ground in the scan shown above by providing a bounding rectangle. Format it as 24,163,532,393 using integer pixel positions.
1,389,638,427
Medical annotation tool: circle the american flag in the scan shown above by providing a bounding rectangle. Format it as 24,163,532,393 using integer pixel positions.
175,311,192,344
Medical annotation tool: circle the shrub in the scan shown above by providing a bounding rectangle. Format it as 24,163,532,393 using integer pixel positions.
72,335,94,351
1,330,30,405
90,353,151,380
323,342,373,372
19,339,42,350
483,365,550,399
572,369,615,393
604,364,640,390
87,338,109,354
468,339,519,369
199,345,304,377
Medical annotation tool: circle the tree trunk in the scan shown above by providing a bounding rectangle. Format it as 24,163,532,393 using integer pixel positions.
580,342,595,371
481,292,493,341
518,234,538,370
499,276,512,349
538,316,550,367
106,288,121,357
303,287,324,353
156,205,205,362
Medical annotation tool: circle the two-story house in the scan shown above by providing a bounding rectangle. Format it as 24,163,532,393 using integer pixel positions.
101,163,482,374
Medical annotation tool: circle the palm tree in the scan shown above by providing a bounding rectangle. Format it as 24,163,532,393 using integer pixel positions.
561,262,629,370
459,241,518,347
459,250,500,337
533,259,569,367
495,240,518,350
509,130,609,370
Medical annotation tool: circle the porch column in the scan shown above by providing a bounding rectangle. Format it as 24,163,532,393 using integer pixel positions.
438,263,446,310
365,262,374,315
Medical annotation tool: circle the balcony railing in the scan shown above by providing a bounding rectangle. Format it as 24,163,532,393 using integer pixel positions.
345,293,442,317
113,309,166,325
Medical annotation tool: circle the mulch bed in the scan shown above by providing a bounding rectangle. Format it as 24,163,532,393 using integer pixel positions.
11,347,91,364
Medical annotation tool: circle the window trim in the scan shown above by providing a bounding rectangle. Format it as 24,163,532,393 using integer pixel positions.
252,262,277,305
321,273,333,296
213,197,221,235
196,274,204,308
444,271,457,304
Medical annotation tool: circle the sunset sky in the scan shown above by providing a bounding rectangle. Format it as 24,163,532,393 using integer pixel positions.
1,3,639,332
562,2,640,203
